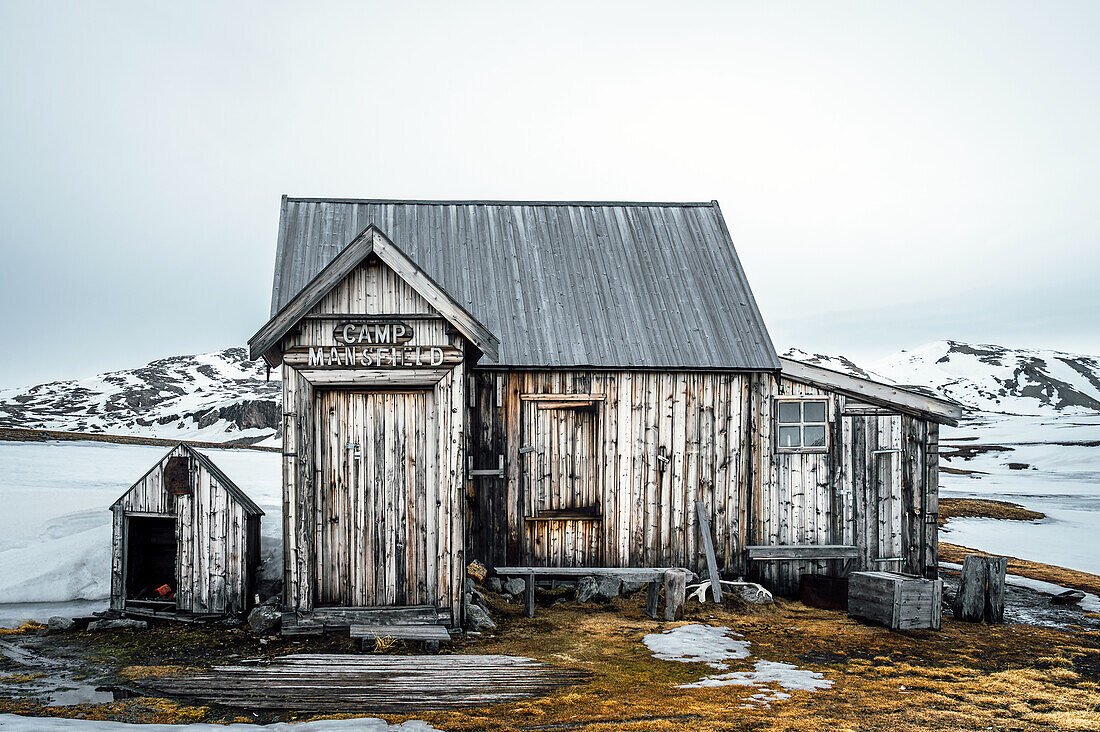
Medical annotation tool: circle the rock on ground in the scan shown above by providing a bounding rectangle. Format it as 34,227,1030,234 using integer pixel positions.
576,576,598,603
247,604,282,635
595,576,622,600
502,577,526,596
577,575,622,603
47,616,75,632
488,577,503,593
465,602,496,631
739,585,774,605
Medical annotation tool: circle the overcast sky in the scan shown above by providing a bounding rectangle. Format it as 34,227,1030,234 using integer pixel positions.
1,1,1098,388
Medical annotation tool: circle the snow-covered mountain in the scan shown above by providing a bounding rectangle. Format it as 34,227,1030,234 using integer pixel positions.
1,340,1095,448
784,340,1100,416
0,348,281,445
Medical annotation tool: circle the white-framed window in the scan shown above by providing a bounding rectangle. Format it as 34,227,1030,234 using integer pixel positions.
776,398,828,452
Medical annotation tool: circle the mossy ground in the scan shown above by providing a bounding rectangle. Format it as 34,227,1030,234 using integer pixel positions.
2,589,1099,731
938,497,1045,526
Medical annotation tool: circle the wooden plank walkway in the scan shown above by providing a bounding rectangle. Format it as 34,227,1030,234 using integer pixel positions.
137,654,591,712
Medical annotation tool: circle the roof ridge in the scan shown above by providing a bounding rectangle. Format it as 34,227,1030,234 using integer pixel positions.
282,197,717,207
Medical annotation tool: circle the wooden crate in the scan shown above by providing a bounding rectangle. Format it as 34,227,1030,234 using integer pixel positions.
848,571,942,630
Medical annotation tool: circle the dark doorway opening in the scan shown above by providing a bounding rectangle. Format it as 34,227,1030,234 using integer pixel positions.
125,516,177,606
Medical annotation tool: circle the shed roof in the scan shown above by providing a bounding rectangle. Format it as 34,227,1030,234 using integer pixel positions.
261,198,780,371
111,443,264,516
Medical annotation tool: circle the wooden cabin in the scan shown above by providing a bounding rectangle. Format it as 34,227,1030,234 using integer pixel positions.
249,198,962,627
109,443,264,617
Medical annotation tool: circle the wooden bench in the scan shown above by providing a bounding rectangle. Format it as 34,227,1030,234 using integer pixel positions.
493,566,690,621
746,545,859,561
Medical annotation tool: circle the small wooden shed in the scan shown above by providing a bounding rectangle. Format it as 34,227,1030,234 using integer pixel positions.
109,443,264,617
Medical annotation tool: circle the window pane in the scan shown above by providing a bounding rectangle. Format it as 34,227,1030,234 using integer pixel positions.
778,426,801,447
778,402,801,423
804,425,826,447
803,401,826,423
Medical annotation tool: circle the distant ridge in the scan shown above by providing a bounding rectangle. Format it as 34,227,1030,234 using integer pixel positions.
784,341,1100,416
0,348,281,446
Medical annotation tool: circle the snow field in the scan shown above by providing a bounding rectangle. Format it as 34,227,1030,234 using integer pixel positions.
0,441,282,616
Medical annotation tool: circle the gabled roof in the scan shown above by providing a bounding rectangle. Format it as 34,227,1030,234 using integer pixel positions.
258,198,780,370
779,357,964,426
249,224,499,364
112,442,264,516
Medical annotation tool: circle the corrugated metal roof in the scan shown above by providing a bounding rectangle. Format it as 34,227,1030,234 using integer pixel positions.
268,198,779,370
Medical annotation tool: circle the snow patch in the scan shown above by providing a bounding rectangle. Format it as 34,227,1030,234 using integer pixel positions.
0,714,438,731
680,660,833,708
643,624,831,707
642,624,750,669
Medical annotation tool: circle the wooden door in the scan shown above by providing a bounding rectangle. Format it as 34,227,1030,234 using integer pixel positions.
522,402,601,566
314,390,434,607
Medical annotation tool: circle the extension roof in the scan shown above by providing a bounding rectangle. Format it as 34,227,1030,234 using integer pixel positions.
254,198,779,371
778,357,965,426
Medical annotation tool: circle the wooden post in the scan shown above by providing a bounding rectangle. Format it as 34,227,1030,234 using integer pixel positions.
645,581,660,619
953,555,986,622
984,556,1007,624
525,573,535,618
663,570,686,622
695,501,723,603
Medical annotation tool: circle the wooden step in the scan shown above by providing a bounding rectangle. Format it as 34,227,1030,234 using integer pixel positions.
307,605,440,627
350,624,451,642
282,605,445,636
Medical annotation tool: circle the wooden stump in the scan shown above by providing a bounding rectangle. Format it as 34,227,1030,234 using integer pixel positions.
953,556,987,622
663,570,687,622
952,555,1008,623
984,556,1007,624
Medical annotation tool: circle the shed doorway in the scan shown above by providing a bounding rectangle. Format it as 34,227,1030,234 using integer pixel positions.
314,389,436,607
125,516,177,606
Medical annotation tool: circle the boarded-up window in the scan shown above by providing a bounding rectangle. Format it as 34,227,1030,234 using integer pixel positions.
163,456,191,495
522,400,600,519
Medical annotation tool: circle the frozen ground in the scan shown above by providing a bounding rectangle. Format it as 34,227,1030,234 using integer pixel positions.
940,413,1100,574
0,715,437,731
0,440,281,622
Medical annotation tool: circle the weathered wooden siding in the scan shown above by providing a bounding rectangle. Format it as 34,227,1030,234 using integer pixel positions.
754,378,941,594
109,445,256,615
279,257,467,625
468,372,941,596
752,378,844,592
467,371,764,574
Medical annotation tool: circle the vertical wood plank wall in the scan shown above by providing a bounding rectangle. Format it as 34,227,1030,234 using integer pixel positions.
760,378,941,593
754,378,843,592
467,371,941,596
467,371,766,575
109,445,254,615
